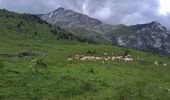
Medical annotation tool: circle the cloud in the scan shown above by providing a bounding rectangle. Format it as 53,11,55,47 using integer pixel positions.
0,0,170,29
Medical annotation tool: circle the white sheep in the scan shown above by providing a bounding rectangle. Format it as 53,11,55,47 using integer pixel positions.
155,61,158,65
163,63,167,66
124,58,133,62
80,57,86,61
96,57,102,60
104,53,108,56
111,56,115,61
104,58,109,61
115,56,123,60
67,58,73,61
74,55,80,60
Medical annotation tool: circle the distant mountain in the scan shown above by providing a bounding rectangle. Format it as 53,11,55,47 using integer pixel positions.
39,7,170,55
106,21,170,55
39,7,112,34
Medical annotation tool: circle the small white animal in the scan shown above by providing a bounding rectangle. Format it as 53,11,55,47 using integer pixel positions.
104,53,108,56
155,61,158,65
124,58,133,62
163,64,167,66
67,58,72,61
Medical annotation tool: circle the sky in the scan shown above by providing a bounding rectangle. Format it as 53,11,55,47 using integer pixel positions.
0,0,170,29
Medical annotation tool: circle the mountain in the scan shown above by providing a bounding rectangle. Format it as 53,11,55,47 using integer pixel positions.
39,7,170,55
39,7,112,34
39,7,111,44
1,9,109,44
106,21,170,55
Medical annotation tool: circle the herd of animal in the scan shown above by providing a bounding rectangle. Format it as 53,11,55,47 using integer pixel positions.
67,54,134,62
67,54,168,66
154,61,167,66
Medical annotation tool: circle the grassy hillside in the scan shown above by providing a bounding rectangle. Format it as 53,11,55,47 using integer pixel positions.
105,25,137,37
0,9,79,42
67,28,109,44
0,9,170,100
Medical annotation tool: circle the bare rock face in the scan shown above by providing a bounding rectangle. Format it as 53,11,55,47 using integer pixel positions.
111,22,170,55
40,7,111,34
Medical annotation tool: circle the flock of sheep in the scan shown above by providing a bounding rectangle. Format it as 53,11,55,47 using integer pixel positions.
67,53,168,66
67,54,134,63
154,61,167,66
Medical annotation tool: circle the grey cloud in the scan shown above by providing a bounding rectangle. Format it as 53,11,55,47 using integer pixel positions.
0,0,169,29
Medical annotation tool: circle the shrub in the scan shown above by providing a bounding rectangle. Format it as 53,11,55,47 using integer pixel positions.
86,50,96,55
35,32,38,35
123,50,130,57
88,68,95,74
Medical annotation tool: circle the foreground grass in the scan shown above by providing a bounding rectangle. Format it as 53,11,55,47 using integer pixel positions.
0,37,170,100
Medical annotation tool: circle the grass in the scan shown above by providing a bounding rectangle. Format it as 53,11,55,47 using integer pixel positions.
0,37,170,100
0,9,170,100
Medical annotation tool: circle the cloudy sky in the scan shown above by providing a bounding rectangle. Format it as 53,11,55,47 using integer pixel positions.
0,0,170,29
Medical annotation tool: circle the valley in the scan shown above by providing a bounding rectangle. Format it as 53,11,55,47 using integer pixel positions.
0,8,170,100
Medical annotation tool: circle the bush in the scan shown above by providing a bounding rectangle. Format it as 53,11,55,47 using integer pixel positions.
88,68,95,74
35,32,38,35
123,50,130,57
86,50,96,55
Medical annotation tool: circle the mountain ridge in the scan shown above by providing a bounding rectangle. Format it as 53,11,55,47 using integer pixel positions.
39,7,170,55
108,21,170,55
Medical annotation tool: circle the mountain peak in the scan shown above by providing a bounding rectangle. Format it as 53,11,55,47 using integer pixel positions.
40,7,109,34
150,21,167,32
150,21,161,25
53,7,65,12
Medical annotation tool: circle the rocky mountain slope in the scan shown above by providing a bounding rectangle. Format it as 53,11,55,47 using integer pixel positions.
39,7,170,55
107,21,170,55
39,7,112,34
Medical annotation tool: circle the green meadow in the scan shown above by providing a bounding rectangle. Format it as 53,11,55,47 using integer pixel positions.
0,9,170,100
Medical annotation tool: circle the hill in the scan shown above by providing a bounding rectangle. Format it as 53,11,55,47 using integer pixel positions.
0,9,80,40
0,9,170,99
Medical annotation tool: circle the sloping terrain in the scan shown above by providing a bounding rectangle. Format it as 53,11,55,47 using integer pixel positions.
40,7,170,55
106,22,170,55
0,9,170,100
0,9,80,42
39,7,112,34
